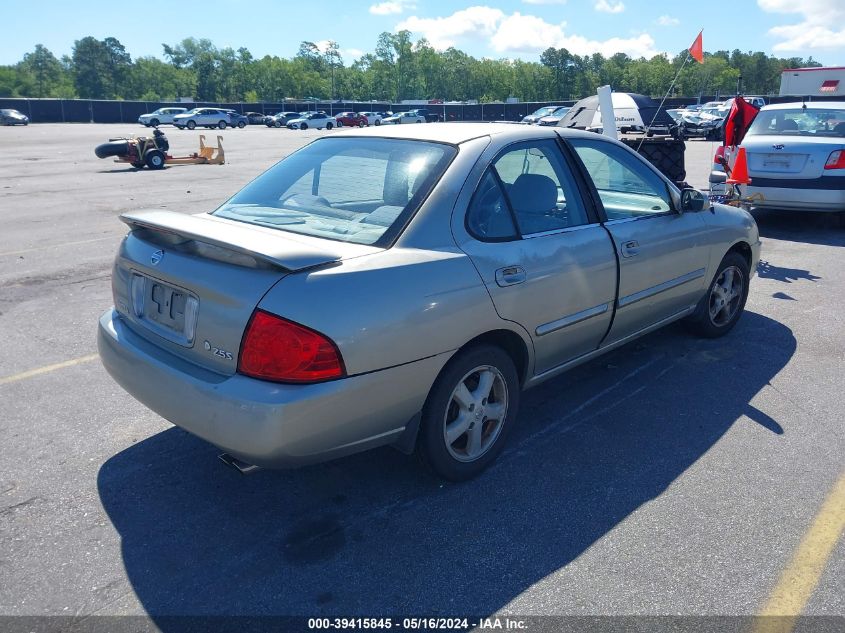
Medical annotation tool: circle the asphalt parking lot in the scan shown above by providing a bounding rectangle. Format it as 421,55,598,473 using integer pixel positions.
1,124,843,631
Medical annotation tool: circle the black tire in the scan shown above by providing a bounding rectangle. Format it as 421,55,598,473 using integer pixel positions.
300,122,308,130
684,251,750,338
274,120,282,128
94,140,130,159
326,122,333,130
186,120,196,130
237,121,245,128
150,118,160,127
337,120,343,127
144,149,166,170
359,120,365,128
374,119,381,126
417,344,520,481
218,120,227,129
130,161,145,169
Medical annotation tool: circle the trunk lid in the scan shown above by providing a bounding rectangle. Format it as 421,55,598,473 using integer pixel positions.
112,210,377,375
743,136,843,179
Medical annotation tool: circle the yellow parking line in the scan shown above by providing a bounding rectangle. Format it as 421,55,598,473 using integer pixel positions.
752,471,845,633
0,354,99,386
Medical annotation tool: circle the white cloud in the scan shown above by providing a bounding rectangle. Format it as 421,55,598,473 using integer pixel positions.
594,0,625,14
398,6,659,58
490,13,568,54
522,0,567,5
657,15,679,26
369,0,415,16
397,6,504,50
758,0,845,51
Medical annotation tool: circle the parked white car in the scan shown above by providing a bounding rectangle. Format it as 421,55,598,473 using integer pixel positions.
359,111,383,126
172,108,232,130
383,111,425,124
138,108,187,127
286,112,336,130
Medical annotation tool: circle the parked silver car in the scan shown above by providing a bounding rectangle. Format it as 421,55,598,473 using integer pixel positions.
735,102,845,212
98,124,760,480
172,108,231,130
138,107,187,127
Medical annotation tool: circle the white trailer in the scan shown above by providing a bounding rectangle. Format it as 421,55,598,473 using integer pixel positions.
779,67,845,96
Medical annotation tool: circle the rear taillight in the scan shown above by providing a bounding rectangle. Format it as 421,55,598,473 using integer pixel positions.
238,310,345,383
824,150,845,170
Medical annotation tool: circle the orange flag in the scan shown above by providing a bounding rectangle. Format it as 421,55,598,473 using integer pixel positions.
689,30,704,64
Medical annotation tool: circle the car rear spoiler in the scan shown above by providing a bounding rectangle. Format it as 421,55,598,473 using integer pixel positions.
119,209,347,272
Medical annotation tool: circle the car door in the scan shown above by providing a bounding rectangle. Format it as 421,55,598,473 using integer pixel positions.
565,136,709,345
455,139,618,376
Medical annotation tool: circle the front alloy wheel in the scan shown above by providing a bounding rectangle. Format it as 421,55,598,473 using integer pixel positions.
685,251,749,338
709,265,743,327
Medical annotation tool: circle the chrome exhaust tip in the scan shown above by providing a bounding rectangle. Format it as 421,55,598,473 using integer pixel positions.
218,453,261,474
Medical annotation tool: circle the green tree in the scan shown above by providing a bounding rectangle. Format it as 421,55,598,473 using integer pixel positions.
20,45,63,97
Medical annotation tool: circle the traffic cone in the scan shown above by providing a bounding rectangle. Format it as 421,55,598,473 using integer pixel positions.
726,147,751,185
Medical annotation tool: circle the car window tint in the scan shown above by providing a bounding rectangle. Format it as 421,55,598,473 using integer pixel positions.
569,139,672,219
466,170,518,240
492,140,589,234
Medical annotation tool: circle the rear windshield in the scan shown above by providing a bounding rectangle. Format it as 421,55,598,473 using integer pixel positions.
746,108,845,137
213,137,456,246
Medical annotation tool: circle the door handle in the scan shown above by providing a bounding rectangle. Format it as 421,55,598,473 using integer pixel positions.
621,240,640,258
495,266,527,287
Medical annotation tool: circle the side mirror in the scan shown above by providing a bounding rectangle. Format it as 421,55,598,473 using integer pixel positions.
680,188,708,212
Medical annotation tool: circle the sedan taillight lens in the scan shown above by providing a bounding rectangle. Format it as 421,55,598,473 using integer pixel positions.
238,310,345,383
824,150,845,170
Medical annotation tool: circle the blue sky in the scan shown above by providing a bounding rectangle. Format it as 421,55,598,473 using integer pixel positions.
4,0,844,65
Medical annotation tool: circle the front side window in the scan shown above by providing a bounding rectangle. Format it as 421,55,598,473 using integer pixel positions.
569,139,672,219
213,138,455,246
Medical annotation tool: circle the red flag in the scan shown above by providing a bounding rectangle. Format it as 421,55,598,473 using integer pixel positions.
689,31,704,64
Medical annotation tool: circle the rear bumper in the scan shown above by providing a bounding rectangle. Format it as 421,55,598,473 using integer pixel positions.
744,176,845,212
98,309,449,468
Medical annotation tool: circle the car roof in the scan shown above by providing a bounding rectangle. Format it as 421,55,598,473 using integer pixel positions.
338,121,600,144
762,101,845,111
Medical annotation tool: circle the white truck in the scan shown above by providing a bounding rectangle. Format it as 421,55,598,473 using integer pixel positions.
780,66,845,96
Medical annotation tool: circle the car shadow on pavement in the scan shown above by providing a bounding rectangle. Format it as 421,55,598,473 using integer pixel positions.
97,311,795,622
757,259,822,284
752,208,845,247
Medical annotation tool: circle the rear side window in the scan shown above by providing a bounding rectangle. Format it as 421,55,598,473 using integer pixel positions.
492,140,589,235
466,170,518,241
213,138,455,246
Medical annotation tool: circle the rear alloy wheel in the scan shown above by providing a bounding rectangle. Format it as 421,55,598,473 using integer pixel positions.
218,120,227,129
374,119,381,126
186,120,196,130
237,121,245,128
359,120,365,128
326,122,333,130
149,118,160,127
144,149,166,170
274,120,282,128
300,122,308,130
685,251,749,338
337,120,343,127
418,344,519,481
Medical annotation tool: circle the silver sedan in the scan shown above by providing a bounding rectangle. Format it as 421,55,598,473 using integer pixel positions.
98,124,760,480
739,101,845,212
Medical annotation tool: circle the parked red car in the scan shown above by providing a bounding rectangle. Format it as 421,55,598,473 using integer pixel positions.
334,111,368,128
